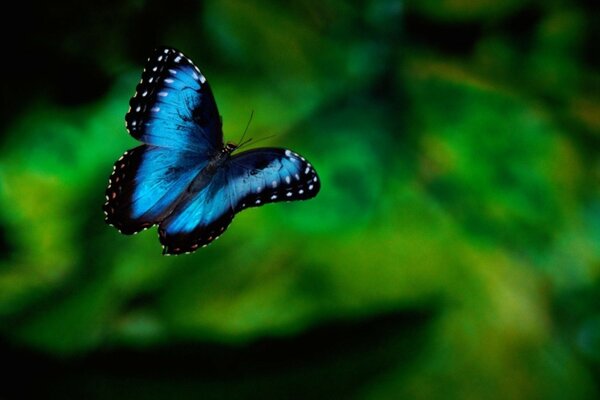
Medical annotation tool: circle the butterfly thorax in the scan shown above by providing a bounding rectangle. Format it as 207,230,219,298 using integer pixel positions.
206,142,238,172
211,142,237,168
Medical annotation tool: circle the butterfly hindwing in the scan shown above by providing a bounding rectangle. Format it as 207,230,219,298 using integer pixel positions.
158,169,234,254
126,47,223,154
158,148,320,255
104,145,206,235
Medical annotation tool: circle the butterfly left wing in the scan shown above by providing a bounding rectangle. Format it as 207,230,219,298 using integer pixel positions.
106,47,220,235
158,148,320,255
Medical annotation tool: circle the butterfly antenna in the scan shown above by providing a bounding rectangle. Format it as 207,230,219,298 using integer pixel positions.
237,110,254,147
252,134,278,146
234,110,279,151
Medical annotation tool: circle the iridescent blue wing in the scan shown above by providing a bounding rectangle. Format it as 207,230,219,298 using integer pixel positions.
104,145,206,234
158,148,320,255
105,47,221,234
125,47,223,154
158,169,233,254
227,148,321,209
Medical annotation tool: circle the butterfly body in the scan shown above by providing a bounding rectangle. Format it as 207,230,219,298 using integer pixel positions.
104,47,320,255
185,146,231,194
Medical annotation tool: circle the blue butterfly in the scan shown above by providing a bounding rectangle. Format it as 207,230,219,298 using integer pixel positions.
104,47,320,255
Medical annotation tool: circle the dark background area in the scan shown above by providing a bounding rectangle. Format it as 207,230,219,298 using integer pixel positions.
1,0,599,398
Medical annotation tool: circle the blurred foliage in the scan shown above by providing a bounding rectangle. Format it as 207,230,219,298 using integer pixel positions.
1,0,599,398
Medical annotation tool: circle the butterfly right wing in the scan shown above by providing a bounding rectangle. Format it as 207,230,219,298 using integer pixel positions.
157,148,320,255
104,145,206,235
126,47,223,154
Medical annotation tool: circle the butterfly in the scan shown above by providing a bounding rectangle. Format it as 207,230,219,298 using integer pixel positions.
103,47,320,255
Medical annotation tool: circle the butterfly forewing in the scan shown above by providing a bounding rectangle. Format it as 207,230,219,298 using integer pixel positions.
126,47,223,154
228,148,320,211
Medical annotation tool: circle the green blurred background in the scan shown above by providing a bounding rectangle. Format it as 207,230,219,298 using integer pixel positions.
1,0,599,398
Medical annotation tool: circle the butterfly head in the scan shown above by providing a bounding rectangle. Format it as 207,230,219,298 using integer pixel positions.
224,141,238,154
